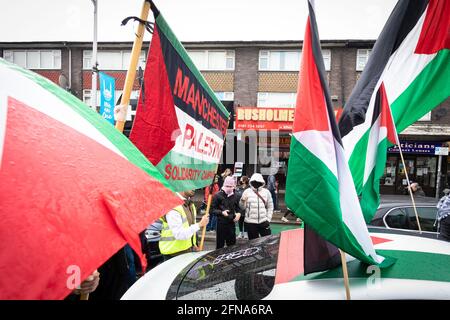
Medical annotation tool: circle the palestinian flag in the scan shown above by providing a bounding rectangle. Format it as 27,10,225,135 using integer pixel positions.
130,1,230,192
285,0,386,266
339,0,450,222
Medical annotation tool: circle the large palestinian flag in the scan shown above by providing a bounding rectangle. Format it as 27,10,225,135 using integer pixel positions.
129,1,230,192
339,0,450,222
0,58,181,299
285,1,386,266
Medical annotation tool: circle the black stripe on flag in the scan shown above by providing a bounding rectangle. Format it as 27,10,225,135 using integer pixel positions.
304,223,341,275
150,0,160,18
371,87,383,127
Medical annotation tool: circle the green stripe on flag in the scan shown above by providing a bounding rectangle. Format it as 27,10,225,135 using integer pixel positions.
359,138,391,222
286,138,378,265
348,130,370,194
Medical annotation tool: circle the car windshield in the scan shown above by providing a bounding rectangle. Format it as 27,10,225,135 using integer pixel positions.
166,234,280,300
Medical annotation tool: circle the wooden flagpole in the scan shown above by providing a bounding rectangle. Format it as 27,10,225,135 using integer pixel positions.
115,0,151,133
80,293,89,300
339,249,351,300
397,144,422,233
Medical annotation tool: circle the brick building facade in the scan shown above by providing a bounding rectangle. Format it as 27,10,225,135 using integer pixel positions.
1,40,449,197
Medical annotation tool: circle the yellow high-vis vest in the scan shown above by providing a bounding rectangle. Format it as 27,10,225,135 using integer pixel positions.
159,204,197,255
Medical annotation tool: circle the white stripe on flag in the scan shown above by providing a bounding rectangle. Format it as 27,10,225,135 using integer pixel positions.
294,130,337,178
382,9,436,104
172,107,224,164
342,78,382,161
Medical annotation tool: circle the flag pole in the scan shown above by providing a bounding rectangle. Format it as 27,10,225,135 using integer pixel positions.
388,102,422,232
397,143,422,233
199,194,213,251
115,0,151,133
339,249,351,300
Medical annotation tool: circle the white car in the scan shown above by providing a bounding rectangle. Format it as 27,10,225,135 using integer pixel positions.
122,227,450,300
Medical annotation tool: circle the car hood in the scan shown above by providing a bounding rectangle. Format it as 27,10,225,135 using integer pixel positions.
121,251,208,300
266,231,450,300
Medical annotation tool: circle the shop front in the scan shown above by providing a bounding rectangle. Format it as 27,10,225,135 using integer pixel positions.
380,141,449,197
234,106,345,207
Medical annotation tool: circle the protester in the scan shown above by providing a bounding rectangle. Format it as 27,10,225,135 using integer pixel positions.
436,189,450,241
218,168,233,188
239,173,274,240
141,220,164,271
235,176,250,239
408,182,426,197
204,174,220,232
211,176,241,249
89,247,138,300
159,190,209,260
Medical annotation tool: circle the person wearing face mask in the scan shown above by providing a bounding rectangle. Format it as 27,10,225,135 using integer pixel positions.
159,190,209,261
211,176,242,249
239,173,274,240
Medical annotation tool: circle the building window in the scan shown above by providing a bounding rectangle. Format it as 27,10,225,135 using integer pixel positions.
3,50,61,69
186,50,235,71
259,50,302,71
257,92,297,108
356,49,372,71
83,50,146,70
322,49,331,71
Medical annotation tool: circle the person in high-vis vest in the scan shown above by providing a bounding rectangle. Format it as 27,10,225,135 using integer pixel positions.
159,190,209,260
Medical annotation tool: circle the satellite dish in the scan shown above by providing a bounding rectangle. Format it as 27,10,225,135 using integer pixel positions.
58,74,69,90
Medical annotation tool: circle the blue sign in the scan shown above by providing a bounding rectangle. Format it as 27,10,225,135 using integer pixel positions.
99,72,115,125
388,141,443,155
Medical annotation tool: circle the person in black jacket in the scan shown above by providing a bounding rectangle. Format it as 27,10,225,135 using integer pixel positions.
211,176,241,249
235,176,249,239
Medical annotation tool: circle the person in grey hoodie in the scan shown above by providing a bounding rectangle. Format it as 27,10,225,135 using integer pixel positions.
239,173,274,240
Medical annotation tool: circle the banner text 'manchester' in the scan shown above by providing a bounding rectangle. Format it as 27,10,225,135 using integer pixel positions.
173,68,228,136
